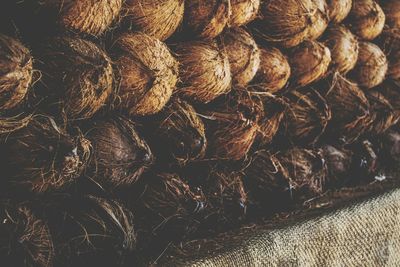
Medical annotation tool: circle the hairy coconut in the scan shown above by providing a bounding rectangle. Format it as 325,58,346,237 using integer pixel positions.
124,0,184,41
222,28,260,87
41,0,123,36
200,88,264,161
174,40,231,103
85,116,153,188
229,0,260,27
282,88,331,145
0,117,90,193
379,0,400,28
288,40,332,87
143,98,206,165
346,0,385,40
349,42,388,89
376,79,400,116
36,36,113,120
254,46,291,93
327,0,352,23
0,203,53,267
376,129,400,165
0,34,33,111
321,25,359,74
112,33,178,116
376,29,400,81
308,0,330,40
349,139,378,179
321,145,353,187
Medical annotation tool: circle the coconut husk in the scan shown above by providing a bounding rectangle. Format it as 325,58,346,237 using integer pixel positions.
346,0,385,41
321,25,359,74
35,36,113,121
0,110,33,135
282,88,331,145
0,34,33,111
321,145,353,188
85,116,153,189
222,28,260,87
379,0,400,28
0,116,90,193
229,0,260,27
183,0,231,39
349,42,388,89
375,79,400,116
375,129,400,166
40,0,123,36
307,0,330,40
124,0,184,41
288,40,332,87
111,32,178,116
142,98,206,166
376,28,400,81
174,40,232,103
253,46,291,93
0,202,53,267
327,0,352,23
348,139,378,181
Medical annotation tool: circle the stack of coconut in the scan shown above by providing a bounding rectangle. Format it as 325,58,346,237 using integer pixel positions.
0,0,399,265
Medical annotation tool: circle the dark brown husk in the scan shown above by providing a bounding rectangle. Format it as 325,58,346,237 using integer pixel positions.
379,0,400,28
0,34,33,111
85,116,153,188
222,28,260,87
41,0,123,36
321,25,359,74
346,0,385,40
376,28,400,81
174,40,232,103
36,36,113,120
143,98,206,165
112,32,178,116
0,116,90,193
327,0,352,23
376,129,400,165
308,0,330,40
288,40,332,87
253,46,291,93
376,79,400,116
0,203,54,267
124,0,184,41
229,0,260,27
0,110,33,135
349,42,388,89
183,0,231,39
321,145,353,187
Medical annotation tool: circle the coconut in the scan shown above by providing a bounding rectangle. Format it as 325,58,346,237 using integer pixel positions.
321,25,359,74
0,116,90,193
288,40,332,87
253,46,291,93
200,88,264,161
229,0,260,27
0,34,33,111
349,42,388,89
36,36,113,120
111,33,178,116
0,203,53,267
346,0,385,40
282,88,331,145
124,0,184,41
85,116,153,189
142,98,206,165
307,0,330,40
40,0,123,36
349,139,378,179
222,28,260,87
321,145,353,187
183,0,231,39
379,0,400,28
327,0,352,23
376,129,400,166
174,40,231,103
376,79,400,116
376,29,400,81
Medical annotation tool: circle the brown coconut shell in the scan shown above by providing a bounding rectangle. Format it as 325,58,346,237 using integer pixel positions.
85,116,153,188
112,33,178,116
36,36,113,120
124,0,184,41
307,0,330,40
379,0,400,28
321,145,353,187
288,40,332,87
183,0,231,39
0,117,90,193
321,25,359,74
376,79,400,116
174,40,232,103
41,0,123,36
222,28,260,87
376,29,400,81
346,0,385,40
253,46,291,93
0,203,54,267
376,129,400,165
0,34,33,111
349,42,388,89
229,0,260,27
327,0,353,23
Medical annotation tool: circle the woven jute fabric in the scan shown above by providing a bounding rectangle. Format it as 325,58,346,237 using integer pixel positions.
165,188,400,266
